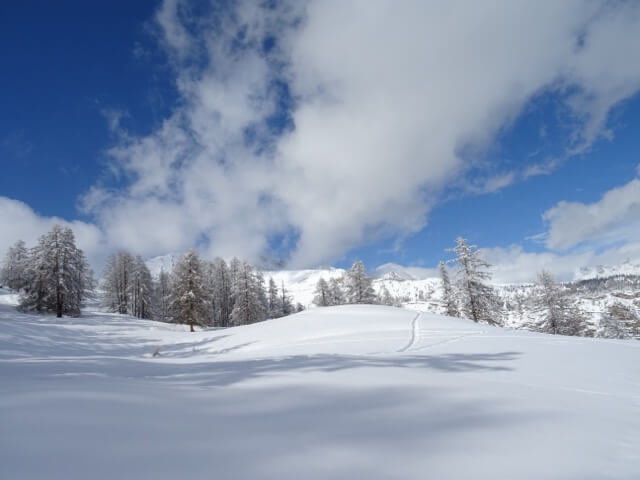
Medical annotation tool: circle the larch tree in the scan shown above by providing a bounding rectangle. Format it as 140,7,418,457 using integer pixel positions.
344,260,376,304
329,277,345,306
129,256,153,319
439,261,459,317
448,237,500,325
169,250,208,332
267,277,282,318
280,280,293,316
211,258,233,327
0,240,29,291
230,261,267,326
102,251,135,314
532,270,588,336
153,268,171,322
19,225,91,317
313,278,330,306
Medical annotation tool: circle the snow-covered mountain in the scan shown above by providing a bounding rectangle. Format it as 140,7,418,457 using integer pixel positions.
573,261,640,281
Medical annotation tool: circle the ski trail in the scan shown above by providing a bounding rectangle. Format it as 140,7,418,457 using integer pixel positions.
397,313,421,353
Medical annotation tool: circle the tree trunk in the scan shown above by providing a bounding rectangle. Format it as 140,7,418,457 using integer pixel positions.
190,322,194,332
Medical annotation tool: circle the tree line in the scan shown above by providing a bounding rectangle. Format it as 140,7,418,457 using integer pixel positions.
102,249,304,332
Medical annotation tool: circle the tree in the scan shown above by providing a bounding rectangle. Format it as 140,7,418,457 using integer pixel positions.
267,277,282,317
448,237,500,325
344,260,376,304
19,225,91,317
169,250,208,332
102,251,135,314
313,278,331,306
532,270,588,336
230,261,266,326
378,284,399,307
295,302,305,313
129,256,153,319
439,261,459,317
280,280,293,316
328,277,345,305
599,302,640,339
0,240,29,290
210,258,233,327
153,268,171,322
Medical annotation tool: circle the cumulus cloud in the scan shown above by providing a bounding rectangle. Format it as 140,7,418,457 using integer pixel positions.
0,197,104,264
543,177,640,250
82,0,640,267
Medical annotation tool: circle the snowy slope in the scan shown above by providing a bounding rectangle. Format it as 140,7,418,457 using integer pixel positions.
1,290,639,479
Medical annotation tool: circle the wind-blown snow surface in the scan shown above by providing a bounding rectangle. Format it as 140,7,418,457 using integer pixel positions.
1,290,639,479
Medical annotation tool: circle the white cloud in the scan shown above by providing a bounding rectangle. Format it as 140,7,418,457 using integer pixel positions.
82,0,640,267
0,197,104,265
482,242,640,284
543,178,640,250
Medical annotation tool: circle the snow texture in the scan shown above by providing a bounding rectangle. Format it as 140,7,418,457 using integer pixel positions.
1,288,639,479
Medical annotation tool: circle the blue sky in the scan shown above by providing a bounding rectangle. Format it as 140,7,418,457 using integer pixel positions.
2,1,640,282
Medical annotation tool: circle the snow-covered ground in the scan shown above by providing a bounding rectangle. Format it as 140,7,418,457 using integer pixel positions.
1,289,639,479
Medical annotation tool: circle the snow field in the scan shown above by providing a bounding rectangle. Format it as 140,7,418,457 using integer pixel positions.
1,289,639,479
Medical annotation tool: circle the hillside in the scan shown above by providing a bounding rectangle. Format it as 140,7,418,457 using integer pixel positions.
1,288,639,479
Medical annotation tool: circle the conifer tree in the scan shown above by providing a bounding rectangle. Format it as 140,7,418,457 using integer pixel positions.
531,270,588,336
280,280,293,316
439,261,459,317
267,277,282,318
169,250,208,332
102,251,135,314
448,237,500,325
129,256,153,319
19,225,91,317
153,268,171,322
0,240,29,290
313,278,331,306
329,277,345,305
211,257,233,327
230,261,266,326
344,260,376,304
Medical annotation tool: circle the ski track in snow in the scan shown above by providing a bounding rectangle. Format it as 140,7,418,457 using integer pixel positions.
397,312,421,352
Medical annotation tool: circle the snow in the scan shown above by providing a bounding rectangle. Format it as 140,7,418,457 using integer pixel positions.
574,261,640,281
1,288,639,479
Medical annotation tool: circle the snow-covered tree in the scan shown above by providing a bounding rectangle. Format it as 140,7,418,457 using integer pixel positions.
19,225,91,317
230,261,266,326
129,256,153,319
280,280,293,316
169,250,208,332
344,260,376,304
295,302,305,313
267,277,282,317
0,240,29,290
102,251,135,314
210,258,233,327
531,270,588,336
153,268,171,322
313,278,331,307
448,237,500,325
378,284,400,307
599,302,640,339
439,261,459,317
329,277,345,305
